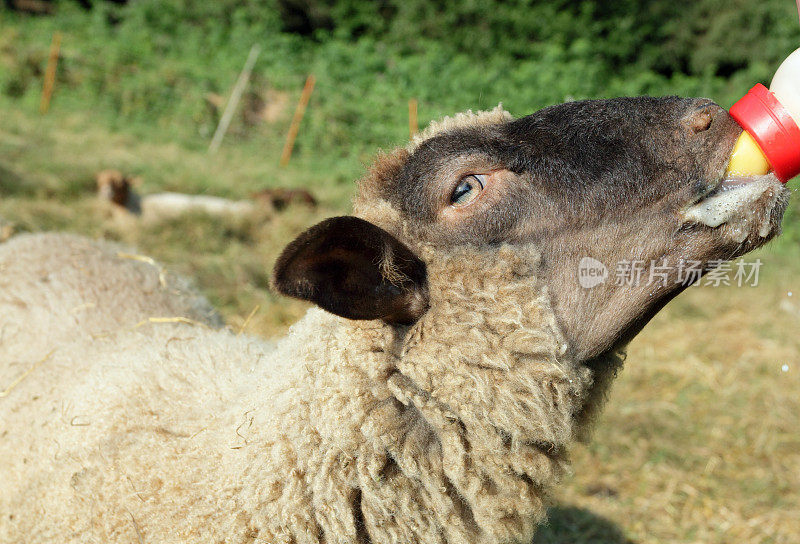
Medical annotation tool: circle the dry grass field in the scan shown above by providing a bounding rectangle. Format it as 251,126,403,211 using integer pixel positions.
545,271,800,543
1,107,798,544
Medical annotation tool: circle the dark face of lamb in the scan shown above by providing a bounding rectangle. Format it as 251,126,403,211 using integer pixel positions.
274,97,789,362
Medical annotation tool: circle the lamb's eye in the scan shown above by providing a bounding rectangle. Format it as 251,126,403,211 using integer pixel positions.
450,174,486,206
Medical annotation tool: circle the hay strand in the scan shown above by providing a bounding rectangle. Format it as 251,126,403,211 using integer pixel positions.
133,316,209,329
0,349,55,398
116,252,168,288
238,304,260,336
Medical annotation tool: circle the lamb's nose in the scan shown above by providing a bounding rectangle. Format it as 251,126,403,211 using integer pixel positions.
683,100,723,134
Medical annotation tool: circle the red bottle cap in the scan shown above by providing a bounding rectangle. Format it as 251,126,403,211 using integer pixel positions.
729,84,800,183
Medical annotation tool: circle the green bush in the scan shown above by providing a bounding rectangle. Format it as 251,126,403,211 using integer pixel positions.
1,0,799,157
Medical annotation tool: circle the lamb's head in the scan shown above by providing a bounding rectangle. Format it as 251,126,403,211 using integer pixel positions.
96,169,140,208
273,97,789,365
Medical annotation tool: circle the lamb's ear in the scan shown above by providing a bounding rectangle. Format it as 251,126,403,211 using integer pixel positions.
272,216,428,325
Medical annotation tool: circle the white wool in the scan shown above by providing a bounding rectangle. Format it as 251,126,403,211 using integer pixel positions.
140,192,256,221
0,233,596,543
407,104,513,152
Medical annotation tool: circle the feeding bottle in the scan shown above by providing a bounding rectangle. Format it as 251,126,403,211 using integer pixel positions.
725,47,800,182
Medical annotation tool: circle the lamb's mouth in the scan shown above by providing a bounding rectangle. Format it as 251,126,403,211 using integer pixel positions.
683,170,789,240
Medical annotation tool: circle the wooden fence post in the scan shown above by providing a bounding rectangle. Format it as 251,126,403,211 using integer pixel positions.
280,75,316,167
39,31,62,114
208,44,261,154
409,98,418,138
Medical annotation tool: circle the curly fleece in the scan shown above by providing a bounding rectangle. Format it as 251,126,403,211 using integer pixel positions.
0,229,612,543
0,108,626,542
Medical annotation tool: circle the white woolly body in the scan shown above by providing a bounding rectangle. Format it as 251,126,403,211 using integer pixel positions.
0,232,602,543
140,192,256,221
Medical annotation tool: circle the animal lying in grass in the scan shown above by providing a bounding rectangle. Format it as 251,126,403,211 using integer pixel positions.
0,98,788,543
96,169,316,223
96,168,255,222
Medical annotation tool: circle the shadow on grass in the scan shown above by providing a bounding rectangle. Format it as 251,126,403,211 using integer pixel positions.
0,161,95,200
533,506,634,544
0,162,34,196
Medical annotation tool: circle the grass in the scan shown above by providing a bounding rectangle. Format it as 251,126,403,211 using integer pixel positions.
1,92,799,544
551,270,800,543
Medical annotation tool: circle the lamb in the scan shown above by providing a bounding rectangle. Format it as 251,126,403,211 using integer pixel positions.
96,169,316,223
0,98,789,543
96,169,256,222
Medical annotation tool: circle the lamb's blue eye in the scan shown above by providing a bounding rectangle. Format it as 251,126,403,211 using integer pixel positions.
450,174,486,206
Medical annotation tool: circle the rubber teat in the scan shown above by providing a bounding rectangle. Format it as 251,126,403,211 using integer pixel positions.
726,131,771,177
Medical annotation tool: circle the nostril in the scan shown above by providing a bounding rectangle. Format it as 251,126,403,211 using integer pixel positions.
685,102,719,134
